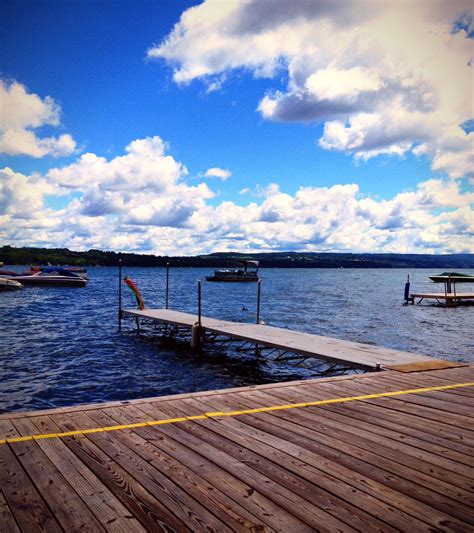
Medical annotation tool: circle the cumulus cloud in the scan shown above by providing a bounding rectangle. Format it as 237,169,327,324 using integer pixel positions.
44,136,213,229
204,167,231,180
0,80,77,157
0,167,61,247
47,136,185,192
1,136,472,254
149,0,473,179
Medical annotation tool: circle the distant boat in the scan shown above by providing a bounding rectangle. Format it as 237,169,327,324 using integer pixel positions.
0,278,22,291
0,267,87,286
30,265,87,275
429,272,474,283
206,260,260,282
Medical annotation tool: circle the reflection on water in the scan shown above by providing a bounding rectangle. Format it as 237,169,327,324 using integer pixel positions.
1,267,473,413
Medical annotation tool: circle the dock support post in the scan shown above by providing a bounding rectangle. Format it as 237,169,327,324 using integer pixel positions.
198,279,202,328
191,279,203,352
404,275,410,303
118,259,122,331
446,275,452,294
256,280,261,324
165,262,170,309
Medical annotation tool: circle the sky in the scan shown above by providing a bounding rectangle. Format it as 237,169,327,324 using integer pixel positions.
1,0,473,255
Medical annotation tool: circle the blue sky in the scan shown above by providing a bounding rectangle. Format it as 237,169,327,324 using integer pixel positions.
1,0,473,254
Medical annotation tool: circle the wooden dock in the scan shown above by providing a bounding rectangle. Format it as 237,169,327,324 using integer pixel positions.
1,365,473,531
409,292,474,306
123,308,439,370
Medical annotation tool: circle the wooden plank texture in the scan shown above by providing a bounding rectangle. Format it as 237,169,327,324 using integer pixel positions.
0,366,473,531
124,308,437,369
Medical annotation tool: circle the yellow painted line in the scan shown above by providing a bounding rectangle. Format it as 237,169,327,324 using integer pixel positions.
185,415,208,421
6,435,35,443
2,381,473,445
33,433,59,440
147,417,188,426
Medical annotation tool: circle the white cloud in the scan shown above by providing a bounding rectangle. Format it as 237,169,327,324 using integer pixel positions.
2,137,472,254
0,167,56,218
44,136,213,229
149,0,473,179
306,67,384,100
47,136,186,192
204,167,231,180
0,167,60,248
0,80,77,157
0,137,474,255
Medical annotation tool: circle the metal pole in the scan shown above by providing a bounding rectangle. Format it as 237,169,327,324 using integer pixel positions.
192,279,202,352
198,279,202,327
404,274,410,302
256,280,261,324
118,259,122,331
165,262,170,309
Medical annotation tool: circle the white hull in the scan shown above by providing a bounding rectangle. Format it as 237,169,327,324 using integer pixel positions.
2,274,87,286
0,278,23,290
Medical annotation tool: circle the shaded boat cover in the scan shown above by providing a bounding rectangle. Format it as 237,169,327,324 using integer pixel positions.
39,267,83,278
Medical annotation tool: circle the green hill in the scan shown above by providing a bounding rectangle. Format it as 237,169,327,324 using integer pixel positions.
1,245,473,269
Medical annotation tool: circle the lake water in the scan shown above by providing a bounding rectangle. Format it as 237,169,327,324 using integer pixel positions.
0,267,472,413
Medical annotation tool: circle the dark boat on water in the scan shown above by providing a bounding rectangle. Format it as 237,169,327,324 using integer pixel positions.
206,260,260,282
30,265,87,275
0,267,87,286
429,272,474,283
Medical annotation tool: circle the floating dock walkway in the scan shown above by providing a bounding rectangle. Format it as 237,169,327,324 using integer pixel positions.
123,308,439,370
1,364,473,531
408,292,474,306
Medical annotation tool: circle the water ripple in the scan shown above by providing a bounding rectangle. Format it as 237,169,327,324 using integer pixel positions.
1,266,472,413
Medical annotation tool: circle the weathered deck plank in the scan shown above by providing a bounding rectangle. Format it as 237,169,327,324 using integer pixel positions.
0,366,473,531
12,415,146,532
123,308,436,369
178,390,472,530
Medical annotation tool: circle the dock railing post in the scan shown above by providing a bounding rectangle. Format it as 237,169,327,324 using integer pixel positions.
198,279,202,328
256,279,261,324
191,279,202,352
118,259,122,331
165,262,170,309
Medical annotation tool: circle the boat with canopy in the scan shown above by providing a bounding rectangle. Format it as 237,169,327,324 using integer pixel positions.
429,272,474,283
206,260,260,282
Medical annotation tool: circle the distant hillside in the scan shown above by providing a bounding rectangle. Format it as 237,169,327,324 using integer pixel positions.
1,245,473,269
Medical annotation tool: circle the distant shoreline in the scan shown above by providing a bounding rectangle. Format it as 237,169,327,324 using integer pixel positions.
1,245,472,269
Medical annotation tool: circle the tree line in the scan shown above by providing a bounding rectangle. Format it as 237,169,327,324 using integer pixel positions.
1,245,473,269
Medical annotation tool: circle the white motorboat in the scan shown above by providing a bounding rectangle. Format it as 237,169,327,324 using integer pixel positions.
1,267,87,286
0,278,23,290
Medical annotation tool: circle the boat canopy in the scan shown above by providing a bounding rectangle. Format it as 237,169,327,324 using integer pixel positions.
241,260,259,268
436,272,471,277
40,267,82,278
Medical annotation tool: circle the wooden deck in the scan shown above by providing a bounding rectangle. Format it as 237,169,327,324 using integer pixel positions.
123,308,438,370
1,365,473,531
409,292,474,306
